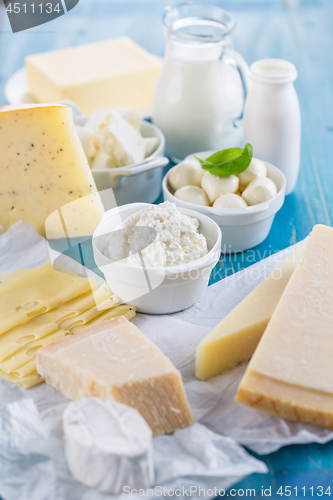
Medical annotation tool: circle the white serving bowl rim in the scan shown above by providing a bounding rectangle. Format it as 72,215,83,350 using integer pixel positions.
93,202,222,274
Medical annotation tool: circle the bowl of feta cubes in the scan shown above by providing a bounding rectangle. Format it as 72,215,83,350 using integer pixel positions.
74,107,169,208
163,151,286,253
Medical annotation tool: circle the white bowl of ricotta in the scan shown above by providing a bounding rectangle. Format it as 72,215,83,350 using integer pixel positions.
92,202,222,314
163,153,286,253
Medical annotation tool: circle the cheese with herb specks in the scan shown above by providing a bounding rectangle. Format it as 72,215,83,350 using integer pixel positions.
0,104,104,237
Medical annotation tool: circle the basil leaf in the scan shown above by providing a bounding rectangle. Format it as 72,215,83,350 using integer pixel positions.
195,144,253,177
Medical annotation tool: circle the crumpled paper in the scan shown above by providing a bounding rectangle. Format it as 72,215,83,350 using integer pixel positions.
0,221,332,500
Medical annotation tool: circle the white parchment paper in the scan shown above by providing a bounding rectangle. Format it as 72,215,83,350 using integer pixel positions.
0,222,332,500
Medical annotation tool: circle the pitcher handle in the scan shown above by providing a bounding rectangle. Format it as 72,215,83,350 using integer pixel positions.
221,49,249,128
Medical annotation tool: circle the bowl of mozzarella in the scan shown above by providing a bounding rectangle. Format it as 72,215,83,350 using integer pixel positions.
162,151,286,252
74,107,169,208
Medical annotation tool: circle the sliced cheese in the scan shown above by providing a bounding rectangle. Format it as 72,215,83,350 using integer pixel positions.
195,244,305,380
236,225,333,429
26,37,162,114
0,268,30,287
67,304,136,332
0,284,113,361
0,329,68,374
37,317,194,436
0,262,95,334
0,104,104,237
0,370,42,389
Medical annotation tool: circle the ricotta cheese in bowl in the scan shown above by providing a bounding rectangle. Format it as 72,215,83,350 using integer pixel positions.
93,202,221,314
102,201,208,267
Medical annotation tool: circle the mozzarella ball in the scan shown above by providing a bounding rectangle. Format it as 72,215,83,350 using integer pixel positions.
168,160,203,191
201,171,239,204
174,186,210,206
213,193,248,209
238,158,267,190
242,178,277,206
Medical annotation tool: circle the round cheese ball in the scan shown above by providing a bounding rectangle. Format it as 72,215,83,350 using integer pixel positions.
242,177,277,205
201,171,239,204
238,158,267,190
213,193,248,209
174,186,210,206
168,160,203,191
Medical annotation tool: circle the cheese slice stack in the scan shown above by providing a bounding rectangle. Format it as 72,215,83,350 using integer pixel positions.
236,225,333,429
37,317,194,436
196,244,304,380
26,37,162,114
0,263,136,389
0,104,104,237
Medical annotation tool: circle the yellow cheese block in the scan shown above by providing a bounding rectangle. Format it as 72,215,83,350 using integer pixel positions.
236,225,333,429
0,104,104,237
195,244,305,380
0,284,113,361
0,262,96,334
26,37,162,114
37,316,193,436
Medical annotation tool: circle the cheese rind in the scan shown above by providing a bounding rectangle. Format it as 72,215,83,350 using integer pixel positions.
236,225,333,429
26,37,162,114
37,317,194,436
196,244,304,380
0,104,104,237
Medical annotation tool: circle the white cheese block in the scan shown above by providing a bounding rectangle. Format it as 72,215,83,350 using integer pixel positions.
63,398,154,493
26,37,162,114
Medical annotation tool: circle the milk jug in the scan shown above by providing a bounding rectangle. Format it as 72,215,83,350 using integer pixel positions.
152,3,249,162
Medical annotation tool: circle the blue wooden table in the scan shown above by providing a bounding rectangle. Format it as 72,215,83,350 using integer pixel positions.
1,0,333,497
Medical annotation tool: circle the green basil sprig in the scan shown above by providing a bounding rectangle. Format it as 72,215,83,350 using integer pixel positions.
194,143,253,177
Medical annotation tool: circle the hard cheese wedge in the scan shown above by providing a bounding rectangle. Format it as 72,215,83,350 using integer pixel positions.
26,37,162,114
0,104,104,237
37,317,194,436
196,244,305,380
236,225,333,429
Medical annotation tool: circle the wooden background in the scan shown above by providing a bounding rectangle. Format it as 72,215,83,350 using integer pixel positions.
0,0,333,497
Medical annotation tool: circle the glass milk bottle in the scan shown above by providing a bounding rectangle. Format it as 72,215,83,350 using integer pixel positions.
243,59,301,195
152,3,248,162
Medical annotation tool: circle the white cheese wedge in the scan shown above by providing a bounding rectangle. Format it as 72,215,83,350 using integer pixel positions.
63,398,154,493
0,104,104,237
37,316,194,436
196,244,305,380
26,37,162,114
236,225,333,429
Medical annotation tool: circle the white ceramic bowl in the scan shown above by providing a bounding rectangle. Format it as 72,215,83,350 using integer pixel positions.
92,203,222,314
162,152,286,253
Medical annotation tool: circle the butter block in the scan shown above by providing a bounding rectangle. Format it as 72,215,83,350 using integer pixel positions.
26,37,162,114
0,104,104,237
236,225,333,429
196,244,304,380
37,317,194,436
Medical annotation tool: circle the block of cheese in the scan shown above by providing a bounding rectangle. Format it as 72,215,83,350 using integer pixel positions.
37,317,194,436
26,37,162,114
0,262,95,334
0,104,104,237
236,225,333,429
195,244,305,380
